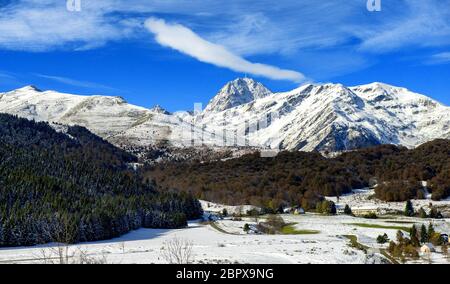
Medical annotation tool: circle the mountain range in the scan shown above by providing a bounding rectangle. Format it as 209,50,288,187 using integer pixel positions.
0,78,449,152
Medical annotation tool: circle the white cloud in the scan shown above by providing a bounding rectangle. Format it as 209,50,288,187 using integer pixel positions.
144,18,305,82
34,74,119,92
1,0,450,80
1,1,450,56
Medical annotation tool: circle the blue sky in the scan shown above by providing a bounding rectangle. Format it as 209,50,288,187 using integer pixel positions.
0,0,450,111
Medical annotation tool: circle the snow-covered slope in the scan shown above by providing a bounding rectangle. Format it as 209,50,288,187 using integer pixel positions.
0,79,449,152
0,86,200,147
198,81,450,151
350,83,450,148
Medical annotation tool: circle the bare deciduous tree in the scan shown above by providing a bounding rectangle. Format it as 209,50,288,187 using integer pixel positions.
36,245,107,264
160,237,194,264
120,242,126,254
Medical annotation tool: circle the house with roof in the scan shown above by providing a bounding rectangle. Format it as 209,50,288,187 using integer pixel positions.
420,243,436,254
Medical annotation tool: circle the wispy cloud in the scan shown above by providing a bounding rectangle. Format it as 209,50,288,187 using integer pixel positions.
0,71,16,80
3,1,450,55
0,70,20,85
355,0,450,53
0,0,139,51
1,1,450,79
425,52,450,65
145,18,305,82
34,73,119,92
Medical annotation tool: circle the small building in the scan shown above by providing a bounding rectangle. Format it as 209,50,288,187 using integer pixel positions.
420,243,436,254
294,208,305,215
283,207,293,214
283,206,305,215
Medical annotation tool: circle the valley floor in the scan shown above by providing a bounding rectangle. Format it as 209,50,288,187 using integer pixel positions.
0,213,448,264
0,189,449,264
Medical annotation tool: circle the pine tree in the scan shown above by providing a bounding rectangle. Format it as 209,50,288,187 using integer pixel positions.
243,223,250,234
222,208,228,217
344,204,352,215
330,202,337,215
404,200,414,217
418,207,428,218
420,224,428,244
429,207,443,219
409,225,420,247
427,223,435,238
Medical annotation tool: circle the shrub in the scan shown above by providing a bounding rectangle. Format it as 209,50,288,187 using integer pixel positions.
222,209,228,217
316,200,337,215
377,233,389,244
256,215,286,234
344,205,353,215
403,244,419,259
363,212,378,219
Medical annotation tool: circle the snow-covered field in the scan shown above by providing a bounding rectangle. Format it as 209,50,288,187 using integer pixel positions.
0,190,449,264
0,217,373,264
200,200,261,215
0,213,448,264
325,188,450,216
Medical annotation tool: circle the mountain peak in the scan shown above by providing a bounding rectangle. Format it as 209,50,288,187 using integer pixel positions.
150,104,171,115
204,77,272,113
16,85,42,93
230,77,258,85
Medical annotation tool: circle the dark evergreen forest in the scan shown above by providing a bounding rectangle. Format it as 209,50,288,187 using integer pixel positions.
0,114,202,247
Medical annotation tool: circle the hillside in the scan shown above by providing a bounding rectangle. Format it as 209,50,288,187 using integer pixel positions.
0,114,202,247
144,140,450,210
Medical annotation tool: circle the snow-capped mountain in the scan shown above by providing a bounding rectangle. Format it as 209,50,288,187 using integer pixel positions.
200,81,450,151
0,85,199,147
0,78,449,152
204,78,272,113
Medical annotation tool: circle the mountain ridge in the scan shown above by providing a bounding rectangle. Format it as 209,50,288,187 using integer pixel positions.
0,78,449,152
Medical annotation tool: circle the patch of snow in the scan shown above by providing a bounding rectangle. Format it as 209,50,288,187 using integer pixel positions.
200,200,261,215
